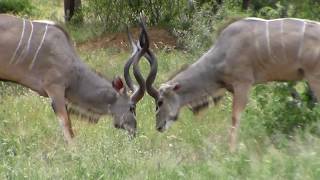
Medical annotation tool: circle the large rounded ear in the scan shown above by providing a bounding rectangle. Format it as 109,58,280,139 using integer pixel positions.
172,83,181,91
112,76,126,94
160,83,181,92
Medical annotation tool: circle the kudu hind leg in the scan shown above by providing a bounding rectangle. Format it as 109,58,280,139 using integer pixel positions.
45,85,74,143
306,75,320,105
306,82,318,108
230,83,251,152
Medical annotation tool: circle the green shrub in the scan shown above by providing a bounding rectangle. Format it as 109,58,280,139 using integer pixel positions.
246,83,320,137
0,0,33,15
174,1,246,54
80,0,188,32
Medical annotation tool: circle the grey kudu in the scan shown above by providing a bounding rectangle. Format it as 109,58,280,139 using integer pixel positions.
145,17,320,151
0,14,149,143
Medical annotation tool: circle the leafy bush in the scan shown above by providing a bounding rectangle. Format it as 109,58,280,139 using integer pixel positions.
0,0,33,15
246,83,320,137
174,1,247,54
80,0,188,32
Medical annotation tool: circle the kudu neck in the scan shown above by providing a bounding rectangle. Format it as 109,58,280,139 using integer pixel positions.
75,63,111,90
66,62,117,115
168,48,223,106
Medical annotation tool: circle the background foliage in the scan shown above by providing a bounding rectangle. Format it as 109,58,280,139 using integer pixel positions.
0,0,33,15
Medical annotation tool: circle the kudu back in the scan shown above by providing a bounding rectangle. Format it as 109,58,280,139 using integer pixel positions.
145,17,320,151
0,14,148,142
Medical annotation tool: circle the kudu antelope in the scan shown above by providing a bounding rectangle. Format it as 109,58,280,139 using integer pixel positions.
0,14,148,142
145,17,320,151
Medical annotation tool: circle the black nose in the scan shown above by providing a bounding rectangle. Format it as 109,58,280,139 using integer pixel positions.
114,124,123,129
157,126,164,132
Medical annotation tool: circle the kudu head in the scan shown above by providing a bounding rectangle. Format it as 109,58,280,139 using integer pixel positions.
152,82,181,132
110,76,137,136
110,20,149,136
133,22,181,132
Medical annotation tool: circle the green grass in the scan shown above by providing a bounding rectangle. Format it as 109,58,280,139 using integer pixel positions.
1,48,320,179
31,0,63,19
1,1,320,179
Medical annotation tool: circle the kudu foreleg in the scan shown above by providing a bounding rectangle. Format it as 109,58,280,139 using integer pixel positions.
229,82,251,152
45,85,74,143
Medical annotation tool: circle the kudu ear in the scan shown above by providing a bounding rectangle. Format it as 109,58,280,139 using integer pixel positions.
160,83,181,93
112,76,126,94
173,84,181,91
167,83,181,91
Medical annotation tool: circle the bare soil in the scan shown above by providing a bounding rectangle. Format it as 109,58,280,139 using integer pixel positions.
77,27,177,51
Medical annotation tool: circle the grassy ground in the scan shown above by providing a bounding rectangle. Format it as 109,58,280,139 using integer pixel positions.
1,48,320,179
1,1,320,179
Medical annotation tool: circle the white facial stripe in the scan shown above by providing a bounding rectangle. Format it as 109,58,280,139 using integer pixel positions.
29,24,48,69
165,120,174,130
297,21,306,61
10,19,26,64
160,83,173,89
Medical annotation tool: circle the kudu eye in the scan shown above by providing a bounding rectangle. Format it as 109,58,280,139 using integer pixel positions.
157,100,163,107
129,105,136,115
155,100,163,111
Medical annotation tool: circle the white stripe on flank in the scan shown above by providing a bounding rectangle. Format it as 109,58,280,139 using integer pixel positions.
253,24,263,63
297,21,306,61
15,21,34,64
280,19,288,62
29,24,48,69
9,19,26,64
265,21,275,63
